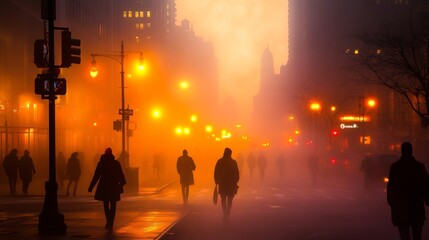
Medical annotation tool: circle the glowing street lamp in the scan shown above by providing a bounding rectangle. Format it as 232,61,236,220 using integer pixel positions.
152,108,162,119
190,114,198,123
367,98,376,108
310,101,321,112
89,57,98,78
90,41,143,167
179,80,189,90
205,125,213,133
138,53,145,71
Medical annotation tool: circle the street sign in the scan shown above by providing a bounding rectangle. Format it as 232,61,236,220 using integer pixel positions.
35,74,66,95
124,115,130,121
119,108,133,116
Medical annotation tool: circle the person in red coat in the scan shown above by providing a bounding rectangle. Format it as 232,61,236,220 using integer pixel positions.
88,148,126,229
176,149,196,205
387,142,428,240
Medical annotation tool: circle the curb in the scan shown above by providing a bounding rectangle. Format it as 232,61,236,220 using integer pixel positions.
154,213,187,240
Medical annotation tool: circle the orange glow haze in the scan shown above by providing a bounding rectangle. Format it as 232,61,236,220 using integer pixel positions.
176,0,289,119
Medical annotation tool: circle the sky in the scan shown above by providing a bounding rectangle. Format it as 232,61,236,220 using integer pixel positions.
176,0,289,120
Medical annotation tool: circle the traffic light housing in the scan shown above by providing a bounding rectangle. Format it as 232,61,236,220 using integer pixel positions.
61,30,81,68
35,74,66,95
113,120,122,131
34,39,48,68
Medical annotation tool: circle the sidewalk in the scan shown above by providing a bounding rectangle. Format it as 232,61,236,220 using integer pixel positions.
0,179,184,240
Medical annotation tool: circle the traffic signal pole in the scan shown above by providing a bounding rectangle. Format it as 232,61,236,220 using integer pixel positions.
38,0,66,235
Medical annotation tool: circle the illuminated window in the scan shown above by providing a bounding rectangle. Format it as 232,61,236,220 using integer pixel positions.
147,23,151,28
139,11,144,18
147,11,151,17
376,49,381,54
123,11,127,18
354,49,359,55
135,11,139,18
128,11,132,18
135,23,144,30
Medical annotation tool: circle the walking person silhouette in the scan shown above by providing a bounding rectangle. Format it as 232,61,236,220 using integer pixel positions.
176,149,196,205
214,148,239,221
88,148,126,229
66,152,81,196
18,150,35,195
3,149,19,195
387,142,428,240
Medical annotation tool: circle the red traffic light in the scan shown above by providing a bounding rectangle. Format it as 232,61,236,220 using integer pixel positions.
331,129,339,136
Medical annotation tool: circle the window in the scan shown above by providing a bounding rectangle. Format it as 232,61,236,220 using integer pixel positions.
136,23,144,30
128,11,132,18
140,11,144,18
123,11,127,18
147,11,151,18
135,11,139,18
147,23,151,28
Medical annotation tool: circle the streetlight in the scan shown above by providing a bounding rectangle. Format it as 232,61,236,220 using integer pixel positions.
360,97,377,146
90,41,142,168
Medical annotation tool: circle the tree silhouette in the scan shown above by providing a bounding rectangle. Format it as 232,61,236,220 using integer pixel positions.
348,6,429,127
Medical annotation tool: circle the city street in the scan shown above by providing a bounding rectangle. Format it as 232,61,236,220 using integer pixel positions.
160,178,415,240
0,172,428,240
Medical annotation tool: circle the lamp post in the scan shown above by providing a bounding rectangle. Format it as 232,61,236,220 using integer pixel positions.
90,41,143,168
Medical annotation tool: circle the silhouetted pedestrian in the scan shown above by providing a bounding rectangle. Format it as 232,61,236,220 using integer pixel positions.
387,142,428,240
214,148,239,221
18,150,35,195
3,149,19,195
153,153,164,180
247,152,256,180
66,152,81,196
257,153,267,182
88,147,126,229
176,149,196,205
360,155,374,189
56,151,67,192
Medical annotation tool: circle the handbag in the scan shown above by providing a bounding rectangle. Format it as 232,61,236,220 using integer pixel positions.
213,185,218,205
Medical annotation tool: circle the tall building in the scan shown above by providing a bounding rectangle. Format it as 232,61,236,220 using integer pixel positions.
0,0,219,179
254,0,429,154
118,0,176,46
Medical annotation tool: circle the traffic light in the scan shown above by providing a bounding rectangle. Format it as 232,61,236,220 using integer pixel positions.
35,74,66,95
331,129,339,136
61,30,81,68
34,39,48,68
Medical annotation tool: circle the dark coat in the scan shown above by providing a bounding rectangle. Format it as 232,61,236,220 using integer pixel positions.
89,153,126,202
19,155,35,182
214,156,239,196
387,156,428,226
3,151,19,178
67,154,81,181
177,155,196,186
